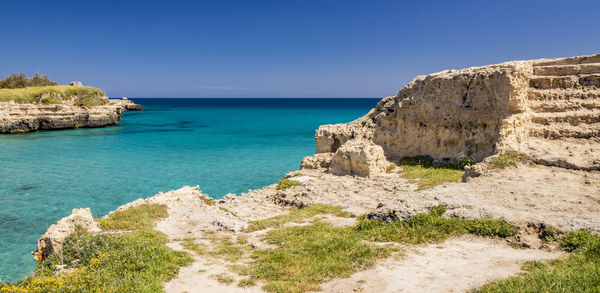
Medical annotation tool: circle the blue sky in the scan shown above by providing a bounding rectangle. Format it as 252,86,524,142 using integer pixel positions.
1,0,599,98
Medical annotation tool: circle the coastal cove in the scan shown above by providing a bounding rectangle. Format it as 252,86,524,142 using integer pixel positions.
0,98,379,281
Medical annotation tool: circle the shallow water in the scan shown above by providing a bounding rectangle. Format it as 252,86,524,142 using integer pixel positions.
0,98,378,281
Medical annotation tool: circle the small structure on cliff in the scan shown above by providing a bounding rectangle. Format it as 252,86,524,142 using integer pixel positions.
302,53,600,175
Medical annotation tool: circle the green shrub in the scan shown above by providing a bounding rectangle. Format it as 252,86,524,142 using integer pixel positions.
0,72,58,88
457,154,475,169
276,178,301,190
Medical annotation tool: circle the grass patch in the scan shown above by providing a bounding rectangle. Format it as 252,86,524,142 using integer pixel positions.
397,156,464,190
181,238,207,255
238,277,257,287
488,151,533,169
211,274,235,285
475,230,600,292
210,236,249,263
276,178,301,190
247,204,354,232
356,205,517,244
0,85,107,106
97,204,168,231
0,228,192,292
250,221,389,293
247,205,515,292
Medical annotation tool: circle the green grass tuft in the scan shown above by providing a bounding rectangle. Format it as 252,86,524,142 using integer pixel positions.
355,205,517,244
247,204,354,232
182,238,207,255
237,277,257,288
276,178,301,190
386,163,397,173
97,204,168,231
488,151,533,169
212,274,235,285
475,230,600,292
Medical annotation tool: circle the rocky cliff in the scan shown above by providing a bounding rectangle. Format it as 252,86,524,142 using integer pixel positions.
0,98,142,133
302,53,600,173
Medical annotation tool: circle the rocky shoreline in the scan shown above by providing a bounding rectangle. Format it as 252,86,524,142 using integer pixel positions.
19,53,600,292
0,98,142,133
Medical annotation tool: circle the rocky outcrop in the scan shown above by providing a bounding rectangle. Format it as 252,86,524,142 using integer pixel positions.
302,53,600,170
329,139,388,176
33,208,100,262
0,98,142,133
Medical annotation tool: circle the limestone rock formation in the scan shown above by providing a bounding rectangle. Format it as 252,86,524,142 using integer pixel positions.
329,139,388,176
300,153,333,170
33,208,100,262
0,98,142,133
303,53,600,170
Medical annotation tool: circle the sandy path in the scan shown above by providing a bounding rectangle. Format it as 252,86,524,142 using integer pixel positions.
319,236,561,293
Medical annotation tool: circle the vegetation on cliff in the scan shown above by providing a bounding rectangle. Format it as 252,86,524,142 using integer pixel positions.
0,204,191,293
0,73,107,106
0,86,107,106
0,73,58,89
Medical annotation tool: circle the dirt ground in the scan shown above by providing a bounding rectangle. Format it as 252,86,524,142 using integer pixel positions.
117,164,599,292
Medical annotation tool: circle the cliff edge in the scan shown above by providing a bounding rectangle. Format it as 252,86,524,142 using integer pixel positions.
0,97,142,133
302,53,600,171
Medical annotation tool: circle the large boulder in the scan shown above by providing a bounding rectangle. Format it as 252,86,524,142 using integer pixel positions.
34,208,100,262
329,139,388,177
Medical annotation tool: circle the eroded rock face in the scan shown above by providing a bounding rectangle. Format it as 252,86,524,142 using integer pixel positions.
34,208,100,262
300,153,334,170
312,53,600,170
0,98,142,133
329,139,388,177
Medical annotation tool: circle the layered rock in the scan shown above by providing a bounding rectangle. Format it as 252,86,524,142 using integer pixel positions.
0,98,142,133
302,53,600,171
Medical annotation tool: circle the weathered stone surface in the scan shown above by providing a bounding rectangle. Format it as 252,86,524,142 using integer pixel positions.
300,153,334,170
462,163,488,182
34,208,100,262
312,53,600,170
69,81,83,86
0,98,142,133
329,139,388,177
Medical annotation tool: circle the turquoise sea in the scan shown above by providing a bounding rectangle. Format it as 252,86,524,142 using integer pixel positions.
0,98,379,281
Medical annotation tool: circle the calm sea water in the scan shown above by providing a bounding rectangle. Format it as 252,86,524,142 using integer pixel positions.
0,98,379,281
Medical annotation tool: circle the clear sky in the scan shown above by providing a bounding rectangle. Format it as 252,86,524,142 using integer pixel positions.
1,0,599,98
